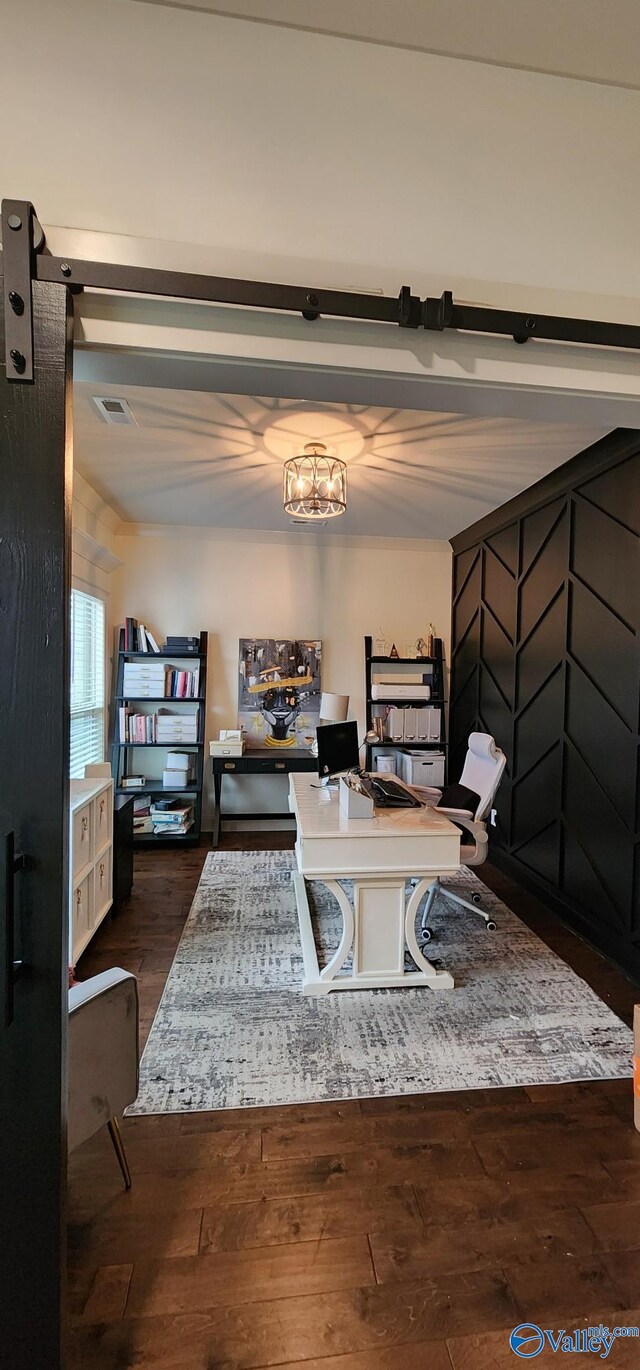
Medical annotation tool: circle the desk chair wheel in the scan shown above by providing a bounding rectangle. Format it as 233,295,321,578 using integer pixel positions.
486,919,497,931
419,927,433,944
471,892,483,904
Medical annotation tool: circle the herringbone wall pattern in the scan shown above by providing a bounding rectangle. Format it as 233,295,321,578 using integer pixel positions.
450,439,640,975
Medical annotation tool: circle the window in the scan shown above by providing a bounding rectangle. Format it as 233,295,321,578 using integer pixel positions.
70,588,106,778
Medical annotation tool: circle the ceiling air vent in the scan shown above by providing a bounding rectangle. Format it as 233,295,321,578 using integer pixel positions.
91,396,137,426
288,518,329,529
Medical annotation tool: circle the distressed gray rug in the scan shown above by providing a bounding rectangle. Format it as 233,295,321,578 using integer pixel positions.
128,851,632,1114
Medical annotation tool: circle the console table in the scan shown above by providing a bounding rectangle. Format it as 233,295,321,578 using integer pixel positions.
211,747,317,846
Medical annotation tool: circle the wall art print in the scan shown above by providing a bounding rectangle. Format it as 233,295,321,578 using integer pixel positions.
238,638,322,748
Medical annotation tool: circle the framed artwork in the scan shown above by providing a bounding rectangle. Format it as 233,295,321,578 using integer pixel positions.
238,638,322,748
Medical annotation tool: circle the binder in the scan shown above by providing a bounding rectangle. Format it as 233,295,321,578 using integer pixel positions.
386,706,404,742
402,708,418,742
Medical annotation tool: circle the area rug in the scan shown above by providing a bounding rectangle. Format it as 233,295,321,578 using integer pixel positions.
128,851,632,1114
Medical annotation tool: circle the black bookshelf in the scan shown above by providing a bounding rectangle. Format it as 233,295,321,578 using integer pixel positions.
111,628,208,846
364,635,447,772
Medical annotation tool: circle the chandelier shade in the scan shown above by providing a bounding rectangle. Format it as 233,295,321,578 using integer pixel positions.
283,441,347,520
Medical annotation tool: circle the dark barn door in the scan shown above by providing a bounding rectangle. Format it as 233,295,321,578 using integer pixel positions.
0,281,73,1369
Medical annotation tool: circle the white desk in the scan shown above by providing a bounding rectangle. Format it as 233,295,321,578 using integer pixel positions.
289,773,460,994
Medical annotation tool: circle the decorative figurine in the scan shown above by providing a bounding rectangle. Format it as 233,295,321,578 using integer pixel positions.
389,643,399,659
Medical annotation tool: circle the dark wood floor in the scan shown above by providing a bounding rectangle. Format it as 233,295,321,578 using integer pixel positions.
67,837,640,1369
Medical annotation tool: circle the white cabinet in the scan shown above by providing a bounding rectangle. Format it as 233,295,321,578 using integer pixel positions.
69,777,114,965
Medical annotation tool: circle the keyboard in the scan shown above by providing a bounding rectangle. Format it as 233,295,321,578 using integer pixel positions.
359,774,423,808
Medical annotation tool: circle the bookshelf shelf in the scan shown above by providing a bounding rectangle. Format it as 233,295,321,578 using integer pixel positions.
364,635,448,774
117,742,203,748
114,695,205,703
111,626,208,845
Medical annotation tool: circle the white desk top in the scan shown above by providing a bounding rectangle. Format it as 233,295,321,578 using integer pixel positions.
289,772,459,841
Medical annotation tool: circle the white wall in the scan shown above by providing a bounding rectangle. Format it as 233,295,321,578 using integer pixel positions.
111,526,452,824
3,0,640,313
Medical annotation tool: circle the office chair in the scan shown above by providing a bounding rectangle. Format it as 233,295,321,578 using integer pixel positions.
416,732,507,941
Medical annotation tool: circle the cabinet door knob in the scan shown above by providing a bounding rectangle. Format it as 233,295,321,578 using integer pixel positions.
81,815,88,834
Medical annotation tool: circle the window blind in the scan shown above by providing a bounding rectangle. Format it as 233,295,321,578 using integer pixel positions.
70,589,106,778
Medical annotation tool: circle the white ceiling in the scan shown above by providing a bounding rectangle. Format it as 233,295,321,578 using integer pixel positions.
73,384,606,538
132,0,640,89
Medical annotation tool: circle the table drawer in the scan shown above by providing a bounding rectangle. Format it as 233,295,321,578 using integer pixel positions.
251,756,292,773
72,802,93,876
93,786,113,852
217,758,247,774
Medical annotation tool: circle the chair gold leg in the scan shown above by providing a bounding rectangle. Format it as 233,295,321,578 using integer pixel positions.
107,1117,132,1190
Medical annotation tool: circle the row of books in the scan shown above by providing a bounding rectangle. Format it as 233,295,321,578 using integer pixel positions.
124,617,161,653
151,801,194,836
118,707,199,743
122,663,200,698
132,796,194,836
123,619,201,655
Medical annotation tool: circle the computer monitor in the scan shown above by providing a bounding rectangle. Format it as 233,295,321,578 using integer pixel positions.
316,719,360,781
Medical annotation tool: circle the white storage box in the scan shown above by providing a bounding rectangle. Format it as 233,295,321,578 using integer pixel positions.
210,740,244,757
167,751,193,769
399,750,446,787
163,768,191,787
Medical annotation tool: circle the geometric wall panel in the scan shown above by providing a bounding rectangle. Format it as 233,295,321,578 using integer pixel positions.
563,740,632,929
481,605,514,706
515,820,561,887
515,664,563,778
516,589,565,712
479,662,513,766
521,496,566,572
578,453,640,536
511,742,562,848
561,827,623,935
569,577,637,729
572,495,637,629
565,660,636,828
483,546,516,641
518,508,567,642
486,522,519,576
450,433,640,977
453,545,481,596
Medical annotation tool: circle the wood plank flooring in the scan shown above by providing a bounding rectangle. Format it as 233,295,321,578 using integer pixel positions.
67,838,640,1369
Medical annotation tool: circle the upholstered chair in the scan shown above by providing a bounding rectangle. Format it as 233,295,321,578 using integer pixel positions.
68,969,139,1188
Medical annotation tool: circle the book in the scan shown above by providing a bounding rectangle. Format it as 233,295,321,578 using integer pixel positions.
145,628,161,654
138,624,148,652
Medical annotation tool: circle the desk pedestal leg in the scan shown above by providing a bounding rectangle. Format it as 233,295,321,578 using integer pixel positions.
293,872,454,993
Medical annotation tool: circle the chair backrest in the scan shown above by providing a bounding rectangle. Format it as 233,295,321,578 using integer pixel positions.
459,732,507,821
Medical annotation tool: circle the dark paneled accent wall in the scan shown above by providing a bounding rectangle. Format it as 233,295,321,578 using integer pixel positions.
450,430,640,978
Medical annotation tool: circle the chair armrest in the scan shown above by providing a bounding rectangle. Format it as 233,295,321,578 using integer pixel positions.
69,967,135,1015
412,785,442,803
68,969,139,1153
437,810,489,865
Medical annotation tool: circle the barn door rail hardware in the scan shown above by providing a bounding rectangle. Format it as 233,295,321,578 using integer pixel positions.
4,197,640,382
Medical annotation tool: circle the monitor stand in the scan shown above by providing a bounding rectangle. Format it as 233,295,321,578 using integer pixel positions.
320,768,354,788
